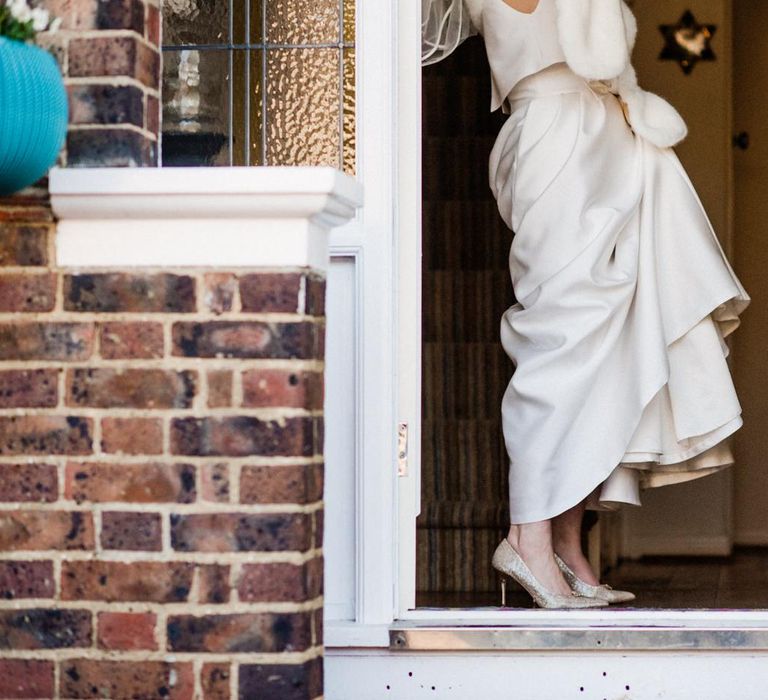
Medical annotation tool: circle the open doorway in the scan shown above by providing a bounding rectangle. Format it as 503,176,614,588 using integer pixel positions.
417,0,768,610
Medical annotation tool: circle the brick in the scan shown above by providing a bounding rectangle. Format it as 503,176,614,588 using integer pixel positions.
0,205,52,222
67,368,196,409
198,564,230,604
305,274,326,316
313,509,323,549
43,0,144,31
0,511,94,551
0,608,91,649
0,463,57,502
241,369,323,409
61,660,194,700
317,321,326,361
32,0,97,30
68,36,160,89
237,558,322,603
316,415,324,454
146,93,160,133
201,463,230,502
172,321,320,359
101,511,162,551
146,2,160,45
67,128,157,167
170,513,311,552
0,560,55,599
203,273,237,314
0,416,92,455
239,660,322,700
313,607,323,646
170,416,318,457
202,663,230,700
99,321,164,359
0,272,56,311
167,612,311,653
97,612,157,651
0,369,58,408
239,272,325,315
61,561,194,602
96,0,145,31
0,659,54,698
0,224,48,266
207,370,232,408
239,273,301,313
66,462,196,504
101,417,163,455
64,273,195,313
0,323,94,361
68,84,144,126
240,463,323,505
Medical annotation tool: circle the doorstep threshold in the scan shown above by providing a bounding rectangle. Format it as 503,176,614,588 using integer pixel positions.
390,615,768,652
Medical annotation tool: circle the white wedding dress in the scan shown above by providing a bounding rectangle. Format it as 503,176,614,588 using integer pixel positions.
429,0,750,524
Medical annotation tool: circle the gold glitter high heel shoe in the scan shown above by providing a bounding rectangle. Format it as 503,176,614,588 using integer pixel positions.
492,539,608,609
554,552,636,604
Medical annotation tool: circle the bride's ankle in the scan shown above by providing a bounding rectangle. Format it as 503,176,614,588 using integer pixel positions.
507,525,552,554
552,541,584,563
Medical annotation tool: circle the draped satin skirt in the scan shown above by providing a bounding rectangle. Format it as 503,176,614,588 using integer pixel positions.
491,62,750,524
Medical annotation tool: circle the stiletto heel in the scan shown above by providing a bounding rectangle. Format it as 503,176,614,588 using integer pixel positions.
492,539,607,609
554,552,636,604
500,577,507,607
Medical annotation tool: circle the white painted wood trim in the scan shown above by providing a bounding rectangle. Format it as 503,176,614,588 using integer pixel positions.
48,166,363,269
323,0,400,635
326,651,768,700
351,0,400,628
326,621,391,648
395,0,424,618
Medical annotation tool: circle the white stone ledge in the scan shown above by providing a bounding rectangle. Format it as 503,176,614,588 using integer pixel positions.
49,166,363,270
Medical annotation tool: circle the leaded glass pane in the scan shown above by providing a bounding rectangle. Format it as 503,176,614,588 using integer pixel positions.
162,50,230,166
266,48,340,167
343,0,355,44
161,0,356,172
163,0,229,45
266,0,340,44
343,48,356,174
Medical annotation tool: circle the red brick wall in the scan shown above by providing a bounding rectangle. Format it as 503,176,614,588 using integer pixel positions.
0,199,325,699
39,0,161,166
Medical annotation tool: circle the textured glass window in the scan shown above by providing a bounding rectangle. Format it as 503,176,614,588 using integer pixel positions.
162,0,356,173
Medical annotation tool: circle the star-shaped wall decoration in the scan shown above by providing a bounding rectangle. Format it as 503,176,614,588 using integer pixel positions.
659,10,717,75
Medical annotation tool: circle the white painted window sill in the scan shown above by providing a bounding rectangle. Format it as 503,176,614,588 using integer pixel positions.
48,166,363,269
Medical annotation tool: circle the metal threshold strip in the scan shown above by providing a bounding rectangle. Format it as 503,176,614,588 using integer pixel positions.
390,623,768,652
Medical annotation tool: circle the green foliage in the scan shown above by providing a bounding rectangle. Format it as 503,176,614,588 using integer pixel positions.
0,5,36,42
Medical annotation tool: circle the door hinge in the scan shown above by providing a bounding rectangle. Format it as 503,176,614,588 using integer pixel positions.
397,422,408,477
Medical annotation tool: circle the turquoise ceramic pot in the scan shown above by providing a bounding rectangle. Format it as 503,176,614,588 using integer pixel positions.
0,36,68,195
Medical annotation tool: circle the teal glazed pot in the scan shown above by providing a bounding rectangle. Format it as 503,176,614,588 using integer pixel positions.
0,36,68,195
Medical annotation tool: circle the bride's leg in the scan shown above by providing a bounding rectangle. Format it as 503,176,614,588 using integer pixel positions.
506,520,574,596
551,496,600,586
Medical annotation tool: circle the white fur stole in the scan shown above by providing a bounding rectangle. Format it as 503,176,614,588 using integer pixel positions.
555,0,687,147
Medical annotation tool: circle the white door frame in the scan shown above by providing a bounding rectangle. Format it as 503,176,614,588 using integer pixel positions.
326,0,768,656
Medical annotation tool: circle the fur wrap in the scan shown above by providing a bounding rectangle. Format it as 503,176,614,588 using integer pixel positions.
463,0,688,147
555,0,687,147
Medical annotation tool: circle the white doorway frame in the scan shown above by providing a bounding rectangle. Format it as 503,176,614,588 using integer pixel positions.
326,0,768,656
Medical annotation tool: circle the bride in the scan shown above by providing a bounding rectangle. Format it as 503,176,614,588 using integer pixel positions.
423,0,750,608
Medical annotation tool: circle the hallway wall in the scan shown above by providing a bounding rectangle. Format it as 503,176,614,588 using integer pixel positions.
732,0,768,545
621,0,737,557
